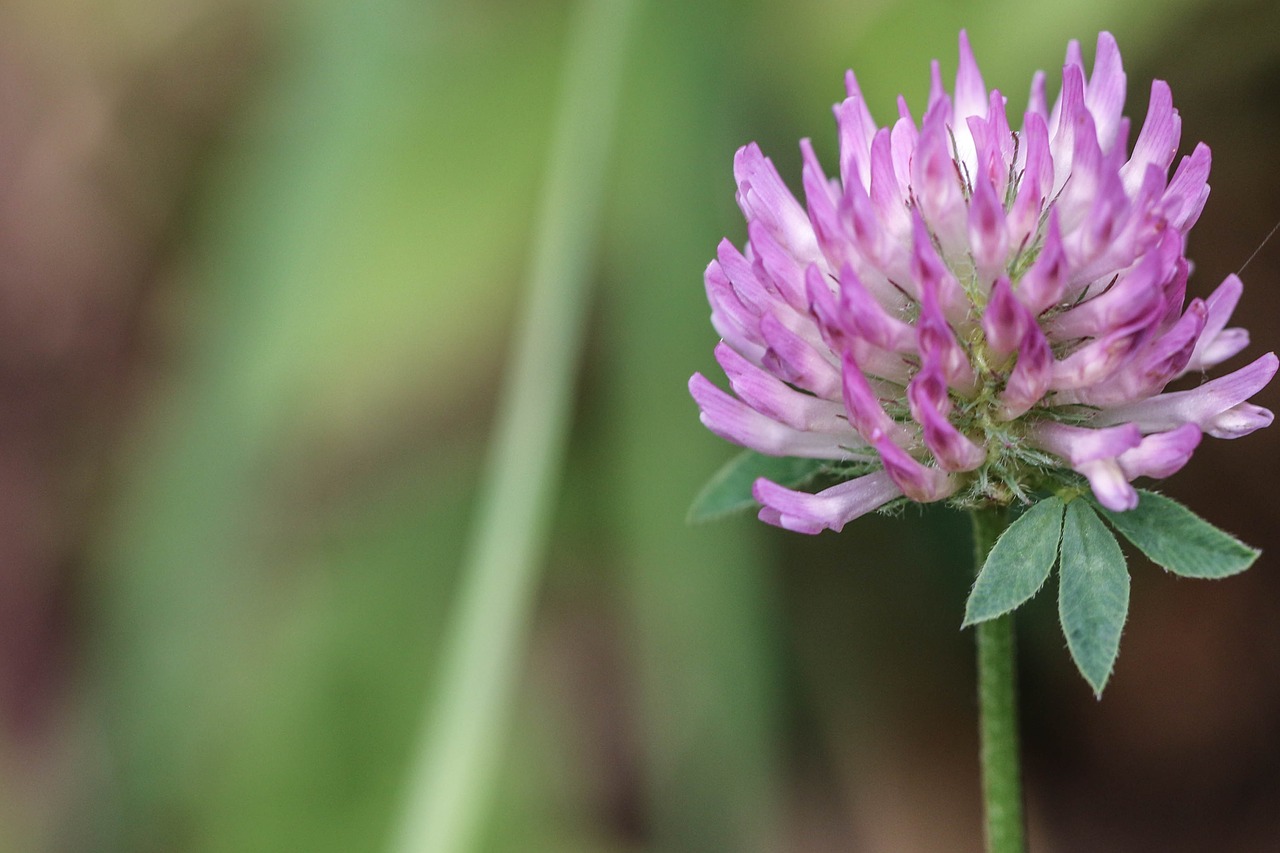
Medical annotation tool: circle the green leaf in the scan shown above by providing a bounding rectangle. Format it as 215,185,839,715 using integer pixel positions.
1058,500,1130,697
1094,490,1261,579
963,497,1066,627
687,451,826,524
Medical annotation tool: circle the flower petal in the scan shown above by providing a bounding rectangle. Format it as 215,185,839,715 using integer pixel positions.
907,362,986,471
997,321,1053,419
715,343,848,432
831,263,916,353
1164,143,1211,233
1095,353,1278,435
1078,459,1139,511
912,102,968,254
983,277,1028,359
1008,112,1053,248
1206,403,1274,439
840,351,912,445
968,157,1010,286
1116,423,1202,480
871,430,958,502
1014,208,1067,315
1184,274,1246,373
690,373,868,459
705,260,764,361
754,470,902,534
749,219,809,312
1030,422,1143,466
1120,80,1180,195
1085,32,1127,153
735,143,820,260
835,71,878,191
759,311,843,398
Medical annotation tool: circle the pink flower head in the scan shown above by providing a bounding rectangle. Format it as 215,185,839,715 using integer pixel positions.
691,32,1275,533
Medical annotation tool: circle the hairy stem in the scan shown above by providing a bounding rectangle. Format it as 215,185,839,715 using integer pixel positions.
971,507,1028,853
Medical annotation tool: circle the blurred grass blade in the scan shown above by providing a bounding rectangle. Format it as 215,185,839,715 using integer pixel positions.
389,1,639,851
605,0,782,848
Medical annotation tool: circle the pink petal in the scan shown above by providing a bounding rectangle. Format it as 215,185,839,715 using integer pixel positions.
1205,403,1274,439
749,219,809,312
1085,32,1127,153
1030,422,1143,466
734,143,820,261
997,321,1054,420
912,102,968,253
1188,329,1249,375
759,312,842,399
1026,70,1048,121
799,138,848,272
910,209,969,326
968,159,1010,286
1048,63,1087,196
715,239,772,313
982,277,1028,359
1013,208,1067,315
755,470,902,534
1049,321,1153,391
1164,143,1212,233
705,259,764,360
836,71,878,191
1095,352,1279,435
1078,459,1139,511
1184,275,1243,373
830,264,916,353
869,128,911,243
716,343,847,431
690,373,867,459
841,351,912,445
954,30,988,122
951,30,988,171
1116,423,1202,480
871,431,959,502
907,363,986,471
1120,80,1180,195
915,274,977,392
1048,232,1178,340
890,113,918,191
1066,299,1207,408
1008,113,1053,249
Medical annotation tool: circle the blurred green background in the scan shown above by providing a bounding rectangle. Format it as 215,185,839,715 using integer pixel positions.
0,0,1278,851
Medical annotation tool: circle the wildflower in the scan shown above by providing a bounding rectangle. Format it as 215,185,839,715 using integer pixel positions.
690,32,1275,534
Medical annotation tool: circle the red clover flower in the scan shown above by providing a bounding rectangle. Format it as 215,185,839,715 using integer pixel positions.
690,32,1275,534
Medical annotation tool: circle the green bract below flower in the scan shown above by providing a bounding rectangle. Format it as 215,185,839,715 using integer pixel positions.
689,31,1275,534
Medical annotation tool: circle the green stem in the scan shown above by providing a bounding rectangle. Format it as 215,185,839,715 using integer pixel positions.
971,507,1028,853
388,2,638,851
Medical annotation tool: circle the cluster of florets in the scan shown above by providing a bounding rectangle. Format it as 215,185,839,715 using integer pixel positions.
690,32,1275,533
